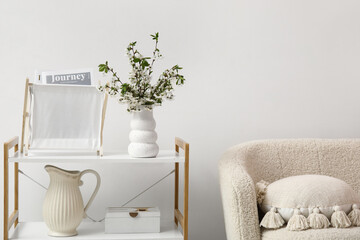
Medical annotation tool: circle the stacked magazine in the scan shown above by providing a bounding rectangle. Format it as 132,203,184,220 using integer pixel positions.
34,68,94,85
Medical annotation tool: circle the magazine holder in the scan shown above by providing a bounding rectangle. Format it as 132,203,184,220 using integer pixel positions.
21,79,108,155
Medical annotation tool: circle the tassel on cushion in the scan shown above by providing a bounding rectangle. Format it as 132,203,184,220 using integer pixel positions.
255,180,270,204
331,206,351,228
348,204,360,226
260,207,285,229
307,207,330,229
287,209,309,231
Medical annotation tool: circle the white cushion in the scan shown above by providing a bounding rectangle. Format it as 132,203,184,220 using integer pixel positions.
258,175,360,222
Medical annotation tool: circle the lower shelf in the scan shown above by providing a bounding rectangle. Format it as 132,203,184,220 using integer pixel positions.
10,222,183,240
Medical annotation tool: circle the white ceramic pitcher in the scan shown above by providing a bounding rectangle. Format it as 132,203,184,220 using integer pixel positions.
43,165,101,237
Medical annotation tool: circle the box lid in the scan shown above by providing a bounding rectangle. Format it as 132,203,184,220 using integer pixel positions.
105,207,160,218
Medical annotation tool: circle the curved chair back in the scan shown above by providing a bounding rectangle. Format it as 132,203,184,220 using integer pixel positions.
238,139,360,192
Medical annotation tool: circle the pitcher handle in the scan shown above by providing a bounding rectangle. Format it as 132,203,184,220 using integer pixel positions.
79,169,101,216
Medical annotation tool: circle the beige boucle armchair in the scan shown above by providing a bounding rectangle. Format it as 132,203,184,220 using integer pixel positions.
219,139,360,240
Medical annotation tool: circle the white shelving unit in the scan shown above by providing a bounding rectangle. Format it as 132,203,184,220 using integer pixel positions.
3,137,189,240
9,150,185,164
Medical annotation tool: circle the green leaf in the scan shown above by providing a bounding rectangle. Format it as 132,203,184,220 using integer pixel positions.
144,101,154,105
173,65,182,70
141,60,150,69
121,83,130,95
98,64,107,72
151,32,159,41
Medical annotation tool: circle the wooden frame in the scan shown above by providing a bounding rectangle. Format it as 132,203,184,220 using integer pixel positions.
174,137,190,240
98,94,108,156
4,136,19,240
20,79,108,156
20,79,29,154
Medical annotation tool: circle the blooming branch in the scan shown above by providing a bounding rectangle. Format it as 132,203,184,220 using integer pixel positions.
98,32,185,112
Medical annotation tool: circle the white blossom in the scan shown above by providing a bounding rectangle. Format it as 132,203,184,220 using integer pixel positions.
97,33,185,112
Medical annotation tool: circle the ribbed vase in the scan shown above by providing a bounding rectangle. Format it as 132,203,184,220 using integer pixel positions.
128,108,159,158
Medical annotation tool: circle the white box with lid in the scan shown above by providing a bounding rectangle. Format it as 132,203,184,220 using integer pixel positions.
105,207,160,234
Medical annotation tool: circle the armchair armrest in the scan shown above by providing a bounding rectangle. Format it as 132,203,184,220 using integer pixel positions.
219,146,261,240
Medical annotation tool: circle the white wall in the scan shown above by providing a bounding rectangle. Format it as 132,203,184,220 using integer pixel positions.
1,0,360,239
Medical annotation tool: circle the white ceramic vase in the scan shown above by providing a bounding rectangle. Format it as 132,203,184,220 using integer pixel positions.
43,165,101,237
128,108,159,158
